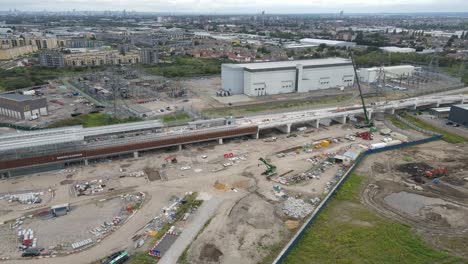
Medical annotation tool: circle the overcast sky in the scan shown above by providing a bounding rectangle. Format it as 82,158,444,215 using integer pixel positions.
1,0,468,14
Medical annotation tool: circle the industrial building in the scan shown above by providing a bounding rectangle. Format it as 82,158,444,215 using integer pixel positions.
448,104,468,126
429,107,451,118
0,93,48,120
380,46,416,53
358,65,419,83
221,58,355,96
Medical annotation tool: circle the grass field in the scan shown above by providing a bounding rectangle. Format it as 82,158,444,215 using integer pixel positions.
161,112,191,123
388,115,412,130
400,113,468,144
282,173,462,264
203,95,352,117
142,57,223,78
47,113,141,128
0,66,102,91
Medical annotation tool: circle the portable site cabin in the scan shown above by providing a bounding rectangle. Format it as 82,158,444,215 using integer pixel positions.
50,203,70,217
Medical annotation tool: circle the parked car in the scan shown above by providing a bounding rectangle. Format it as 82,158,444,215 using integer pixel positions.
21,248,42,257
446,121,454,125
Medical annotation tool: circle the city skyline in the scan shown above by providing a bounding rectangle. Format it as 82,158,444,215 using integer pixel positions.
1,0,468,14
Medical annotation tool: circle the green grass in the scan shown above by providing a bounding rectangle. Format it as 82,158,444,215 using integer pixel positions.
0,66,103,91
441,65,468,85
203,95,352,117
161,112,191,123
47,113,141,128
400,113,468,144
142,57,224,77
282,173,464,264
388,115,412,130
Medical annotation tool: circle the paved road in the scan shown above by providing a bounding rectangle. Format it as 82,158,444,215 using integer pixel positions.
159,197,221,264
421,86,468,97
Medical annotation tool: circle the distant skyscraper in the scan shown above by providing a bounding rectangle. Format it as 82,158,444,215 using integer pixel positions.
340,10,344,17
261,10,265,26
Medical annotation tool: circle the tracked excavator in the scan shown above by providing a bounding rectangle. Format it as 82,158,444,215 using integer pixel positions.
259,158,277,178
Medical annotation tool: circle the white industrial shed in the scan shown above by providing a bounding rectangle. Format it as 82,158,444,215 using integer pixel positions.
221,58,355,97
299,38,356,47
358,65,420,83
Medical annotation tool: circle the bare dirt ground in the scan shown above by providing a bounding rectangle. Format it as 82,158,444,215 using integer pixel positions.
0,121,426,263
357,141,468,258
187,193,286,264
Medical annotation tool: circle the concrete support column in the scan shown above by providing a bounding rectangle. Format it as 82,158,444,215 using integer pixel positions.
436,101,441,107
319,118,332,126
218,138,223,145
84,159,89,166
310,119,319,129
461,98,465,104
133,151,139,158
332,116,346,124
386,108,395,115
412,104,417,110
276,123,292,134
255,132,260,139
178,145,183,151
367,111,372,120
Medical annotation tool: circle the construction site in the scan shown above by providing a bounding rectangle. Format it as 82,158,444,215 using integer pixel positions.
0,98,466,263
357,140,468,258
0,116,395,261
0,54,467,263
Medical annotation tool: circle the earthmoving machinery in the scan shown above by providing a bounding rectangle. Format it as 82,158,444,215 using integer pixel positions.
259,158,277,178
425,167,448,178
350,52,374,129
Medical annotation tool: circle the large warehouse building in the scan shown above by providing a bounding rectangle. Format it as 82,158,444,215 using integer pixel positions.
221,58,355,96
448,104,468,127
0,93,48,120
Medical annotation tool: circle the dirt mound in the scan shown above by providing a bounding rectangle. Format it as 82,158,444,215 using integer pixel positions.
200,244,223,262
232,180,250,189
213,181,229,192
60,179,74,185
284,220,300,229
187,194,287,264
372,163,387,174
397,162,432,176
442,176,466,186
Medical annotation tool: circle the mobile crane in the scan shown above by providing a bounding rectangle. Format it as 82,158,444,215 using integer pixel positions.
259,158,277,178
350,52,374,129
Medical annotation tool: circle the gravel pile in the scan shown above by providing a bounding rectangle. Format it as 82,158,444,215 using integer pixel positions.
282,197,314,219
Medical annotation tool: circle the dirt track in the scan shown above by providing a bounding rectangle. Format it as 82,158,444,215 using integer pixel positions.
357,141,468,257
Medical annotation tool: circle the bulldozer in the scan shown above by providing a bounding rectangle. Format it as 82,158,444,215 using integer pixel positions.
259,158,277,178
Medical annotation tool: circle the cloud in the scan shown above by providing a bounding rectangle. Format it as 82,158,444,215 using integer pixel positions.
1,0,467,13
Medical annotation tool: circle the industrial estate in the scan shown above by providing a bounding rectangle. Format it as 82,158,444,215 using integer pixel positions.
0,7,468,264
